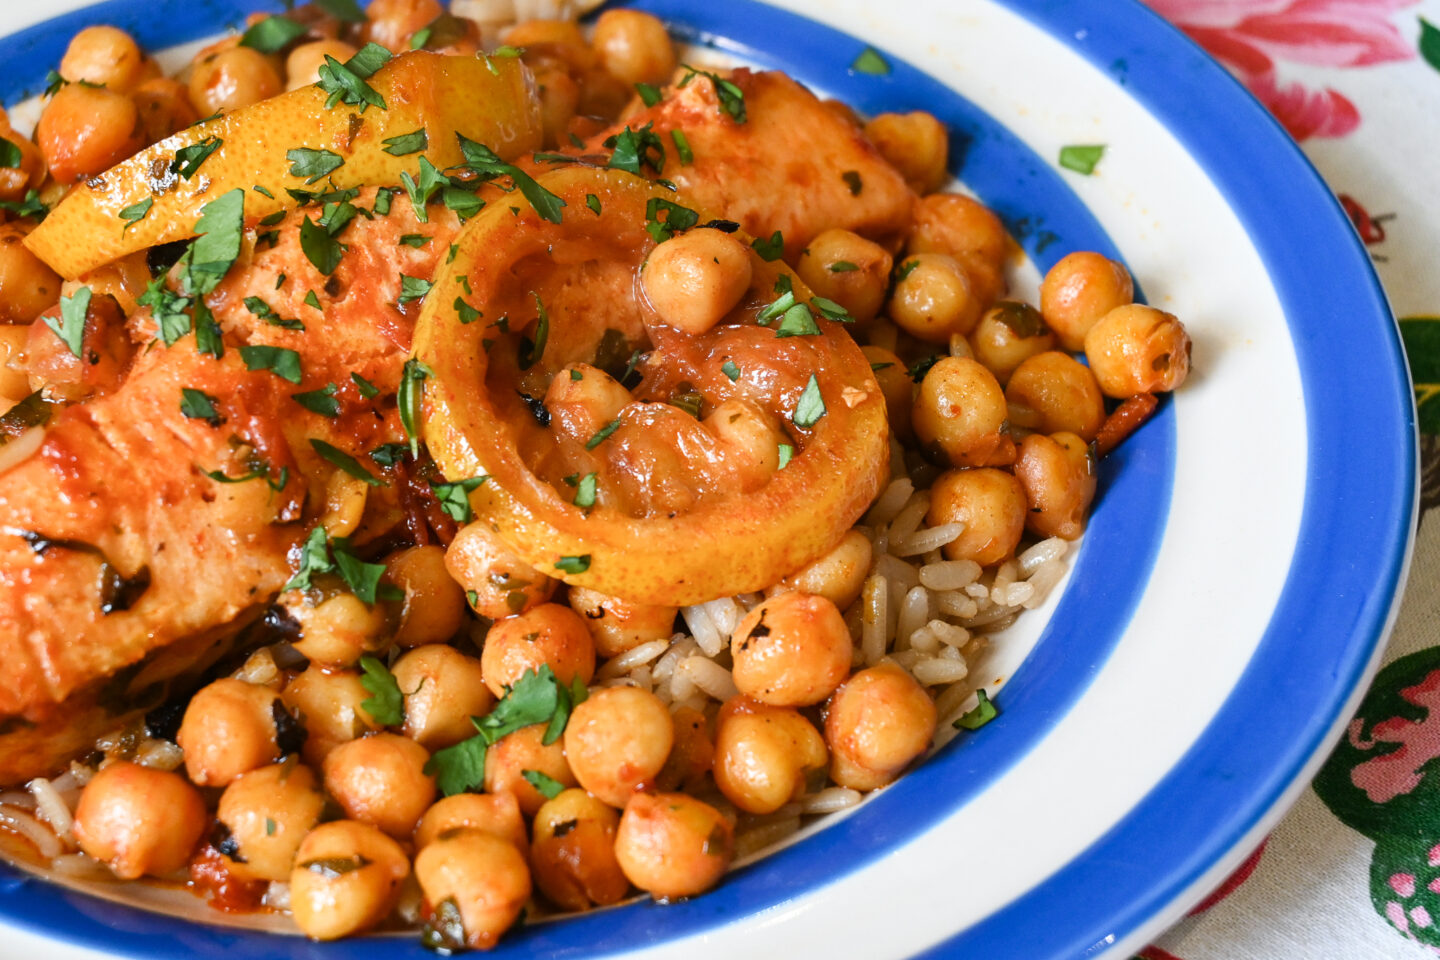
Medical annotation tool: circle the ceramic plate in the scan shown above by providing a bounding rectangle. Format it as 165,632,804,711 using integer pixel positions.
0,0,1416,957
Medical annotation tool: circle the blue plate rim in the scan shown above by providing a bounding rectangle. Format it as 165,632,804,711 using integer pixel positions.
0,0,1415,958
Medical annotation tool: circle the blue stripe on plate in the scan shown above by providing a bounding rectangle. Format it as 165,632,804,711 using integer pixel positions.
913,1,1415,957
9,1,1372,958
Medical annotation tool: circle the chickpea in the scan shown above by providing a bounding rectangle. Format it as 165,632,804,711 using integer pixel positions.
563,687,673,807
579,67,633,124
656,705,714,792
323,732,435,838
907,193,1010,306
1014,431,1097,540
1039,251,1134,352
415,829,531,950
446,520,557,620
481,603,595,698
0,326,30,403
384,545,466,647
285,40,359,91
912,356,1014,468
615,792,733,900
769,529,872,610
215,761,326,882
888,253,982,343
60,26,146,94
0,131,44,204
792,229,893,324
713,697,827,815
0,224,61,324
592,10,676,86
545,361,632,449
281,667,383,767
1005,351,1106,441
131,77,198,143
1084,304,1192,397
176,677,281,787
531,788,629,910
568,586,677,659
825,662,937,790
319,469,367,539
187,47,283,116
72,762,207,880
289,820,410,941
642,228,753,335
703,398,788,489
362,0,442,52
861,344,914,441
532,60,581,150
37,83,144,184
506,20,595,74
393,644,493,750
864,111,949,195
289,593,389,667
485,724,577,816
927,468,1027,566
730,592,851,707
970,301,1056,384
415,792,527,852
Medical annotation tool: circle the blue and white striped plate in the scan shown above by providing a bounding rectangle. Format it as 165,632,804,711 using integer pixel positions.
0,1,1415,957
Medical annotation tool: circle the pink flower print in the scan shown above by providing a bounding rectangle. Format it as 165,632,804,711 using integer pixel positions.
1143,0,1420,139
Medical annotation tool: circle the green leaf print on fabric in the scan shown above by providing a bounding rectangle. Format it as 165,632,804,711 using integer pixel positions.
1420,18,1440,74
1401,317,1440,436
1370,833,1440,948
1315,646,1440,840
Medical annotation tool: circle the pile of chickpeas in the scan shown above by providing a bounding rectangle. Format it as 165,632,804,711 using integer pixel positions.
6,0,1192,950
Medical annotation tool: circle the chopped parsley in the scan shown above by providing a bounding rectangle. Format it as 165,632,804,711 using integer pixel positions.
359,655,405,726
756,289,797,326
895,258,920,283
954,689,998,730
793,374,826,428
119,197,153,233
585,417,622,450
456,134,566,224
311,438,386,487
239,15,308,53
179,387,221,423
382,128,428,156
398,233,431,248
398,274,432,305
292,382,340,417
635,82,663,106
45,286,90,358
750,230,784,261
370,442,408,467
172,137,223,179
399,357,434,455
183,188,245,295
431,475,488,523
303,290,322,310
287,148,345,184
314,0,366,22
829,260,859,273
299,214,344,275
240,344,303,383
554,555,591,574
585,193,602,215
1058,144,1105,176
522,769,565,800
774,303,821,338
721,360,741,382
606,123,665,176
285,525,392,603
811,296,854,323
644,196,699,243
400,156,449,223
671,129,693,165
243,295,303,330
453,297,481,324
842,170,863,196
573,472,597,509
907,354,942,382
850,47,891,75
316,43,392,112
0,139,19,169
424,666,588,796
0,190,48,222
678,64,746,123
351,371,379,398
778,442,794,469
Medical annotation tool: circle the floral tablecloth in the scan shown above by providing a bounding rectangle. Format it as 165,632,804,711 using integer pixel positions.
1136,2,1440,957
